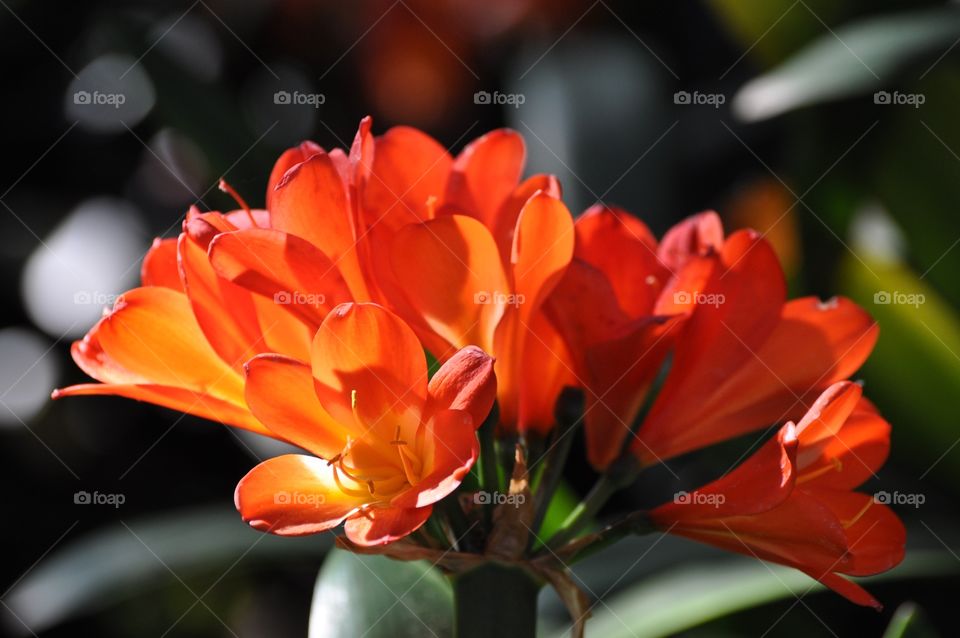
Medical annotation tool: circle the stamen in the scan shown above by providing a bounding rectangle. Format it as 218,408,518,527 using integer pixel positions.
219,179,257,227
797,457,843,485
389,425,407,446
841,498,874,529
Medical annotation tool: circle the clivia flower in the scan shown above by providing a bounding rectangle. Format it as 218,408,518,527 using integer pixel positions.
235,302,495,545
52,117,907,637
650,381,905,608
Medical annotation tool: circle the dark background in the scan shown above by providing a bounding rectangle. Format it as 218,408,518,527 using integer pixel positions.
1,1,958,636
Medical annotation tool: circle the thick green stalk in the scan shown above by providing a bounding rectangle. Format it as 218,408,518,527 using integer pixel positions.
452,564,541,638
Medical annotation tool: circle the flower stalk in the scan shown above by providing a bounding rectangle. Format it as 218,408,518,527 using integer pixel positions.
452,563,541,638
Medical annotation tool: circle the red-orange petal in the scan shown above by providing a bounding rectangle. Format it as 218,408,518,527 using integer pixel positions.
267,141,322,210
445,129,525,228
425,346,496,429
141,238,182,290
270,152,368,299
208,228,352,326
235,454,366,536
634,231,787,462
344,505,433,546
652,424,798,523
575,205,667,317
91,286,245,405
657,210,724,273
390,215,509,354
311,303,428,442
244,354,350,458
363,125,452,232
53,382,269,435
391,409,478,509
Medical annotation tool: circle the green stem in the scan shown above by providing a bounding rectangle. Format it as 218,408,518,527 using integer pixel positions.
478,404,500,496
543,472,620,550
530,388,583,539
452,563,541,638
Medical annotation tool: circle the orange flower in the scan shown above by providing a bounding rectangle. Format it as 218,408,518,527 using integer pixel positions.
52,204,347,436
547,210,877,469
235,302,495,545
359,126,576,433
650,381,905,608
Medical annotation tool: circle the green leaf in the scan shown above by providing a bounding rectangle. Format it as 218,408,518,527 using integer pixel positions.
839,253,960,480
733,8,960,121
4,507,330,634
538,481,580,542
883,603,940,638
309,549,453,638
544,550,958,638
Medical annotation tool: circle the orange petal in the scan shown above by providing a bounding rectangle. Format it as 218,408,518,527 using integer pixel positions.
664,491,851,583
270,152,369,299
445,129,525,228
425,346,496,429
141,238,182,290
801,399,890,490
812,489,905,576
491,173,561,263
178,233,265,371
510,192,575,324
244,354,351,458
91,286,245,405
235,454,366,536
363,125,452,232
390,215,509,354
657,210,724,273
392,409,478,509
209,228,353,326
575,205,667,317
311,303,428,443
344,505,433,546
53,382,269,435
583,315,680,469
634,230,787,462
652,424,798,523
267,141,322,210
516,311,577,435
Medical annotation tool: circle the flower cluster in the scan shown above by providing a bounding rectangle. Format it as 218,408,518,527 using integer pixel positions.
55,117,904,613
